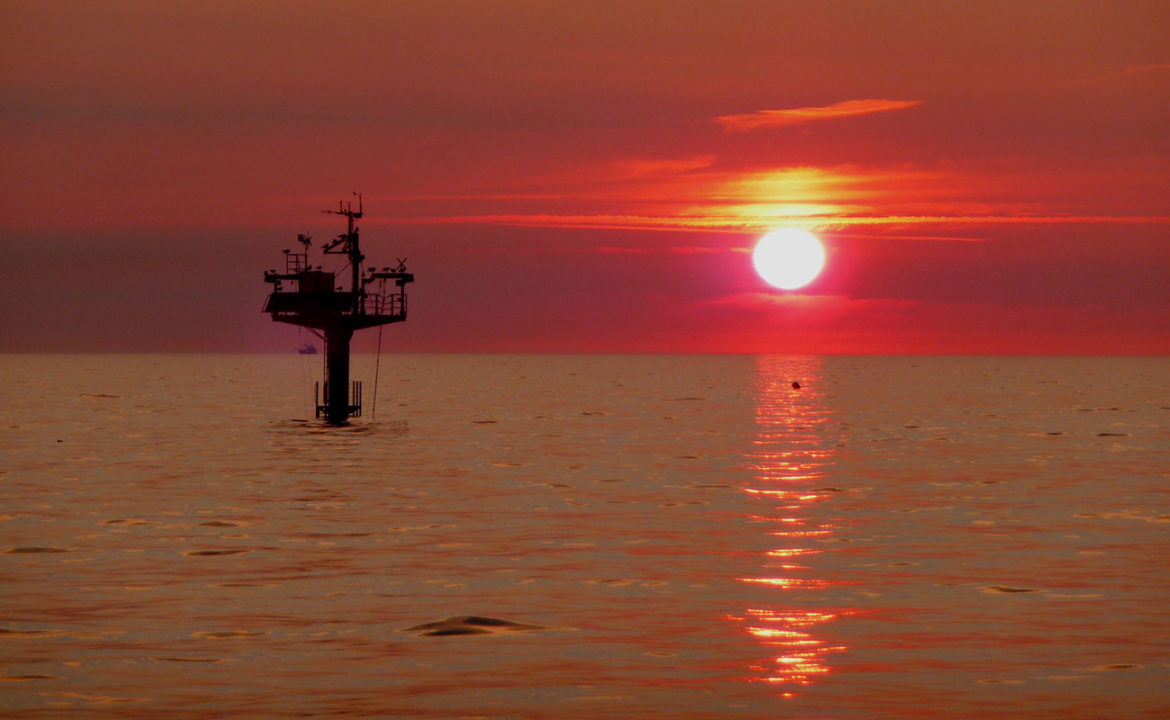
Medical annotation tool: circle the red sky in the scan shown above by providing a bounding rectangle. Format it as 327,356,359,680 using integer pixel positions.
3,1,1168,353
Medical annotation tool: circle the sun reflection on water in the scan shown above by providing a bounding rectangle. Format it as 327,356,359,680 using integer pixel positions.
733,356,849,693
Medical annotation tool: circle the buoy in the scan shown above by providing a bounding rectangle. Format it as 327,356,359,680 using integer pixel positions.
791,381,801,389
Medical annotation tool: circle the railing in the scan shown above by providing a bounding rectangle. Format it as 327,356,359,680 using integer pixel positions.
360,292,407,318
315,380,362,419
285,252,307,274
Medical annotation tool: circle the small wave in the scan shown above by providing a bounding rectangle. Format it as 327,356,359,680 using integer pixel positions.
403,615,548,637
192,630,265,639
0,674,59,682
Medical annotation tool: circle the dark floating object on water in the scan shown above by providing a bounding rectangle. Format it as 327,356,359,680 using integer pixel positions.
982,585,1040,594
263,194,414,425
404,615,546,637
791,381,801,389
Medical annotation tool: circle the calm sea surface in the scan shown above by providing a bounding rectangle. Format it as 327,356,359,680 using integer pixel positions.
1,354,1168,718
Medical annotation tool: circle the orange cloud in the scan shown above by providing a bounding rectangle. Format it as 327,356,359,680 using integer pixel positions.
1069,63,1170,86
374,153,1170,236
714,99,923,132
387,213,1170,235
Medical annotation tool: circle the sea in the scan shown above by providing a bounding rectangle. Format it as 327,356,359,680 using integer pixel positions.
1,354,1168,719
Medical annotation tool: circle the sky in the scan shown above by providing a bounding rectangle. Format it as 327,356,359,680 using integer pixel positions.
2,0,1168,353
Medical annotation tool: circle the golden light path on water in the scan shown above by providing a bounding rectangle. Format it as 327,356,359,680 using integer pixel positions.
735,356,852,695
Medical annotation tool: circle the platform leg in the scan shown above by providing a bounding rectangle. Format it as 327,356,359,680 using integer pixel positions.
325,326,353,425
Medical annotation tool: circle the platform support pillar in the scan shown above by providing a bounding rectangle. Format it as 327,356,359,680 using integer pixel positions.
325,325,353,425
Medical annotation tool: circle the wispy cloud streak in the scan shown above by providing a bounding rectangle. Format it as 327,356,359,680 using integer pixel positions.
715,99,923,132
381,212,1170,234
371,153,1170,237
1069,62,1170,86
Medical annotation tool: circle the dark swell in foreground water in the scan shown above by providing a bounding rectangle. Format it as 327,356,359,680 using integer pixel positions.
404,616,550,637
0,354,1167,718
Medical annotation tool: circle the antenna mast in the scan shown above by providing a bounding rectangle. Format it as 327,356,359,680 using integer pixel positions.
321,192,365,298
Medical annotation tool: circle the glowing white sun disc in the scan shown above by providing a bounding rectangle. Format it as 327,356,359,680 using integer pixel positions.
753,228,826,290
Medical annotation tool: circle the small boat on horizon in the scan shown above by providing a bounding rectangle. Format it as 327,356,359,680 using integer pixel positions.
297,342,318,355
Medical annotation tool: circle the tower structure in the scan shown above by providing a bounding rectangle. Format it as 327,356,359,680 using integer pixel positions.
263,195,413,424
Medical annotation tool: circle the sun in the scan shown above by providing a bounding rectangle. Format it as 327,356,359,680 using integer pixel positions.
752,228,826,290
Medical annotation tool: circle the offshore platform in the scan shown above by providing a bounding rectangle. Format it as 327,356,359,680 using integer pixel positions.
263,195,413,424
